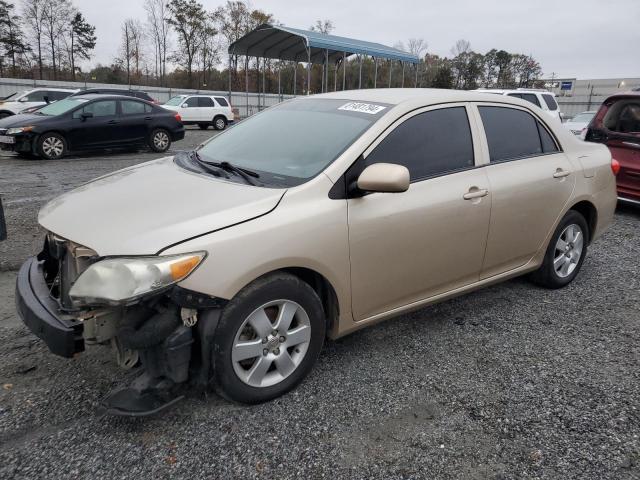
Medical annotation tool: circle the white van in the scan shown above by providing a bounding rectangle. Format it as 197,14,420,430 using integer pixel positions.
162,94,234,130
474,88,561,121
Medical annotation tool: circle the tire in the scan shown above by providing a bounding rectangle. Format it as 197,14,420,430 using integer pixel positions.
149,128,171,153
213,116,227,131
529,210,589,289
37,132,66,160
198,123,209,130
212,272,326,404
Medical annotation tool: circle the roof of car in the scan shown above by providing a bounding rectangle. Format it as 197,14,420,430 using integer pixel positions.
79,88,149,94
70,93,151,101
31,87,77,92
309,88,541,108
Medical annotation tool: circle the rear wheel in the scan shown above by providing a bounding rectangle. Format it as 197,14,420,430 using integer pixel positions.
213,116,227,130
212,272,325,404
37,132,66,160
529,210,588,288
149,128,171,152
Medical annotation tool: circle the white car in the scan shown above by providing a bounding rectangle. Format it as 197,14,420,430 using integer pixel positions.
0,88,77,118
563,111,596,137
162,94,234,130
474,88,561,121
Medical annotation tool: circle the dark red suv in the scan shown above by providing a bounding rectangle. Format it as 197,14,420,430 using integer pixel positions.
585,92,640,204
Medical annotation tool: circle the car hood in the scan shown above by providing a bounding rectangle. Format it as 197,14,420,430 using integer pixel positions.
38,156,286,256
564,121,586,131
0,113,47,128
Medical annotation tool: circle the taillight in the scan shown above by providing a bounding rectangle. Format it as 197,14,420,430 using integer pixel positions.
611,158,620,176
174,113,182,122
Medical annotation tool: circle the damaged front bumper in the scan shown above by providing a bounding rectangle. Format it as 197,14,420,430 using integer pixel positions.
15,242,227,416
16,256,84,358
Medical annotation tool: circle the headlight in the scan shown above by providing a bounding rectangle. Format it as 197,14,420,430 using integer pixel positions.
69,252,206,305
7,126,33,135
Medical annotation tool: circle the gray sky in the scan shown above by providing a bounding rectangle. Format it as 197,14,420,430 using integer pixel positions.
76,0,639,79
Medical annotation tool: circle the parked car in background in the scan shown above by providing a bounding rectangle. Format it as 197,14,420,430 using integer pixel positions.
0,94,184,159
584,92,640,204
0,88,77,118
564,110,596,136
70,88,158,103
15,89,616,415
162,94,234,130
474,88,561,121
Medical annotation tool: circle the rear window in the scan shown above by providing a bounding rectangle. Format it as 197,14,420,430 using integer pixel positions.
215,97,229,107
520,93,541,107
198,97,214,107
542,94,558,111
602,99,640,134
479,106,558,162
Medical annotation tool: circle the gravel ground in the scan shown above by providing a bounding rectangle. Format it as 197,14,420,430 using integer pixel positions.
0,135,639,479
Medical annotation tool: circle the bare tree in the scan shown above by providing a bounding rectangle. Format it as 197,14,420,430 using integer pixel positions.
144,0,171,85
22,0,46,78
119,18,144,84
407,38,427,58
309,19,334,34
42,0,72,80
166,0,208,87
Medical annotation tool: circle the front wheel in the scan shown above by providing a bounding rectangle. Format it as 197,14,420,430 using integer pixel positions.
529,210,589,288
149,128,171,152
37,132,67,160
212,272,325,404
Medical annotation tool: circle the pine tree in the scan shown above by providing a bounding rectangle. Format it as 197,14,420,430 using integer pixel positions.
69,12,96,80
0,1,28,76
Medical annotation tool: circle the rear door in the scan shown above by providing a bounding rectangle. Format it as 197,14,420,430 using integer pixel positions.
474,104,575,278
197,96,216,121
118,100,152,144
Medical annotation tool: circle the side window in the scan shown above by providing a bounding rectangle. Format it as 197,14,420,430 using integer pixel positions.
184,97,199,107
364,107,474,181
48,91,68,101
479,106,558,162
198,97,215,107
73,100,117,118
23,90,48,102
542,94,558,111
507,93,522,99
121,100,146,115
215,97,229,107
520,93,541,107
144,103,153,113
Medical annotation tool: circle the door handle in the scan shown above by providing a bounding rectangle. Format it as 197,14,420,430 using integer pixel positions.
107,119,118,124
144,116,152,120
553,168,571,178
463,188,489,200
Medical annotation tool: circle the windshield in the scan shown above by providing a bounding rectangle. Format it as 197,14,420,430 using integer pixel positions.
165,96,186,106
38,97,88,116
570,112,595,124
194,98,387,186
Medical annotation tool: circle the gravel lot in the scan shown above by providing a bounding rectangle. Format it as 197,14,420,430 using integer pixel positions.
0,131,639,479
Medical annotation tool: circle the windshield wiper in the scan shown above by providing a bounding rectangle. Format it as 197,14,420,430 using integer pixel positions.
188,150,229,179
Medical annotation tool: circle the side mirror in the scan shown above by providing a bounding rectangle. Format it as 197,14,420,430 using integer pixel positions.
43,95,50,104
80,112,93,121
181,103,188,108
356,163,410,194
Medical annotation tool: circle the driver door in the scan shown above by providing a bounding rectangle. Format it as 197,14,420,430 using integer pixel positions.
347,105,491,321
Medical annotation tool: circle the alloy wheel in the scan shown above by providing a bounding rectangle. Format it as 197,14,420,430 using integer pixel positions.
42,136,64,158
553,223,584,278
215,118,225,129
153,131,169,150
232,299,311,388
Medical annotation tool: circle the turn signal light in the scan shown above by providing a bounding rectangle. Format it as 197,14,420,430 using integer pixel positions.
611,158,620,176
174,113,182,122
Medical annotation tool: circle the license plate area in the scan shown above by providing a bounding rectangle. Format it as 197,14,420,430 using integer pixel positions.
0,135,15,144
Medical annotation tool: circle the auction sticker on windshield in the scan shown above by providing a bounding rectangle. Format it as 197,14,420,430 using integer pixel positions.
338,102,387,115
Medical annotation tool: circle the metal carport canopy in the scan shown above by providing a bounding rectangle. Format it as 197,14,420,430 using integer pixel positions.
228,24,419,64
